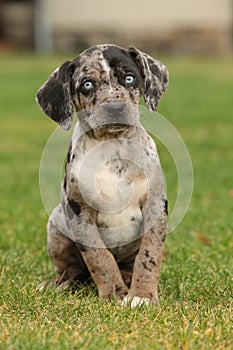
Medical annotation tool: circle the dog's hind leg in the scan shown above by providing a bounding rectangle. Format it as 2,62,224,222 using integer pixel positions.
38,205,89,291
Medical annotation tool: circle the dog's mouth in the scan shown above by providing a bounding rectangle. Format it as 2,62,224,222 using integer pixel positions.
96,123,128,133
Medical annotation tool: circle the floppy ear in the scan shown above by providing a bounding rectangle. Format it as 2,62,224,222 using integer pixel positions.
36,61,74,130
128,47,169,112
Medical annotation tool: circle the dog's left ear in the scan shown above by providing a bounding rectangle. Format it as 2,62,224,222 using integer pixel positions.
36,61,74,130
128,47,169,112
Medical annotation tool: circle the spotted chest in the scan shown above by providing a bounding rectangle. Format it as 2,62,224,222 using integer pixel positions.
66,140,150,245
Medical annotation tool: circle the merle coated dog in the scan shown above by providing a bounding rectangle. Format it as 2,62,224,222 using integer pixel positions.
36,44,168,308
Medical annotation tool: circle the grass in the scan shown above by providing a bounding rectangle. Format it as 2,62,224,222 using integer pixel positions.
0,51,232,349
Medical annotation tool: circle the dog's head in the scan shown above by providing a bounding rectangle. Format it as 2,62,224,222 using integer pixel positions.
36,44,168,132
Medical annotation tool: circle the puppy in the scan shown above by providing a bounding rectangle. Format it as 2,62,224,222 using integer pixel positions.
36,44,168,307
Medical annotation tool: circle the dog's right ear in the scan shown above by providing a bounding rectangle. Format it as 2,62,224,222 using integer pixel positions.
36,61,74,130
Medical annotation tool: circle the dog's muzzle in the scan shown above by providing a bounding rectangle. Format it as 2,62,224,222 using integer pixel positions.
102,102,127,132
78,101,140,133
104,102,125,118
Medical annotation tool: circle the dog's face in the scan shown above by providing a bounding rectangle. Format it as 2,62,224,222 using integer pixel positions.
36,44,168,132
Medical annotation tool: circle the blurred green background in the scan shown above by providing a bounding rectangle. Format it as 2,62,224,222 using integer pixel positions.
0,1,233,349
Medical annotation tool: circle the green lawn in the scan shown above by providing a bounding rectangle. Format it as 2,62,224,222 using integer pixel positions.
0,52,232,349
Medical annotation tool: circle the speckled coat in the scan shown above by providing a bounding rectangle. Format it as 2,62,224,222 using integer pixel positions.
36,44,169,307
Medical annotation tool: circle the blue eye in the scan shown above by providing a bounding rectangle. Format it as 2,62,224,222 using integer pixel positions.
125,74,135,84
83,80,94,90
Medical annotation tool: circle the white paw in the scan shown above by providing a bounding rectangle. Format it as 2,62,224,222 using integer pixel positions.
122,296,151,308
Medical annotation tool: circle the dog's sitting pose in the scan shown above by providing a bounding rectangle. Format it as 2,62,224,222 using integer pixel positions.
36,44,169,307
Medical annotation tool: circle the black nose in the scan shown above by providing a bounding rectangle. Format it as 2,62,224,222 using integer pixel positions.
104,102,125,118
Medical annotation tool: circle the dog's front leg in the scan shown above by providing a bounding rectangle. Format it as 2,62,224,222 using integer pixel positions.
124,210,167,307
80,246,128,299
67,209,128,299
